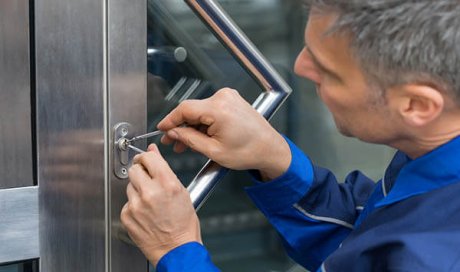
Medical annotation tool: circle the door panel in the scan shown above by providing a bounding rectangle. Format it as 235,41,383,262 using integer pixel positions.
35,0,106,269
0,0,34,189
1,0,148,270
0,0,38,267
0,188,38,264
35,0,146,270
108,0,148,271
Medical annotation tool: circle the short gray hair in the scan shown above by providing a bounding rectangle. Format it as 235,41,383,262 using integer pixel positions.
306,0,460,104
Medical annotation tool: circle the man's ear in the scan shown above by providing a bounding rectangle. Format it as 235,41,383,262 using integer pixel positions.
388,84,445,127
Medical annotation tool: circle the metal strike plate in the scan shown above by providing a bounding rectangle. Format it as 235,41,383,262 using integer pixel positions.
113,122,134,179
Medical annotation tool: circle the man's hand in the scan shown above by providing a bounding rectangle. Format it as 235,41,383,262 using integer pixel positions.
120,144,202,266
158,88,291,180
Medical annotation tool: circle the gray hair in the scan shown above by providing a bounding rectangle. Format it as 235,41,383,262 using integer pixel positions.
305,0,460,104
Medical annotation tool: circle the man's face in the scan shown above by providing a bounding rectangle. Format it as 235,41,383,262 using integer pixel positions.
294,11,396,144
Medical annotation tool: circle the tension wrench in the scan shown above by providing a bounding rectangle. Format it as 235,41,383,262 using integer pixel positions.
127,144,146,154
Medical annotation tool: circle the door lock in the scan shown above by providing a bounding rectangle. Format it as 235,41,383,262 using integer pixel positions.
113,122,134,179
114,123,167,179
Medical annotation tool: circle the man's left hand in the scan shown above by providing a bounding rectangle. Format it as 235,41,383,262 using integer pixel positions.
120,144,202,266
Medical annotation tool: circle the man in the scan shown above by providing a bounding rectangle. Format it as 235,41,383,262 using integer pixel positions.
121,1,460,271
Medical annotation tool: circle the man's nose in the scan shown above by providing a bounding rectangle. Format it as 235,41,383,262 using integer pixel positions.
293,49,306,76
294,48,321,85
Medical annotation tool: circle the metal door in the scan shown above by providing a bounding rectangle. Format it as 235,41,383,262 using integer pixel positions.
0,0,147,270
0,0,292,271
0,0,38,271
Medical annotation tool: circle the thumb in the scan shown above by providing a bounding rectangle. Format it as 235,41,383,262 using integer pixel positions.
147,144,160,154
170,127,218,157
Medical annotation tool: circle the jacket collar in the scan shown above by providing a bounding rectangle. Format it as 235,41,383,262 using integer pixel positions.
376,136,460,207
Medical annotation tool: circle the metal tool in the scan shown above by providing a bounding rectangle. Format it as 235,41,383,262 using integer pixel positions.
127,130,164,143
122,129,165,154
127,145,145,154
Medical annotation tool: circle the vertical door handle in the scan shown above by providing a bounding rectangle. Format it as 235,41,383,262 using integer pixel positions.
184,0,292,210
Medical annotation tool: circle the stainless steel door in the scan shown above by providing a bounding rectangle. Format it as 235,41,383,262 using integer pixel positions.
35,0,147,271
1,0,147,271
0,0,39,268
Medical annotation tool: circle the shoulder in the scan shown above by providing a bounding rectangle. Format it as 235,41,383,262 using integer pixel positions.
324,181,460,271
325,229,460,271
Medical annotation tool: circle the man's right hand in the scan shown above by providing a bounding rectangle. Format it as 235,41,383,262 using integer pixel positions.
157,88,291,180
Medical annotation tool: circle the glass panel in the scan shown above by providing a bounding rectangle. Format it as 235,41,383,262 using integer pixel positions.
147,0,394,271
0,260,38,272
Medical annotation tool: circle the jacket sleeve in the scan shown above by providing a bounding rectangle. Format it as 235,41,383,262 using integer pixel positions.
245,136,376,272
156,242,220,272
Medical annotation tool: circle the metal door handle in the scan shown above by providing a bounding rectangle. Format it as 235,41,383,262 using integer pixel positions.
184,0,292,210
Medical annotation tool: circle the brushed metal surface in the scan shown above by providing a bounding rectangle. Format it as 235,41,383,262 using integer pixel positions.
0,187,39,264
108,0,148,270
35,0,106,270
184,0,293,210
0,0,34,189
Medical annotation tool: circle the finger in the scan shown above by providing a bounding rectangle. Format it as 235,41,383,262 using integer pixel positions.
132,153,143,165
126,182,139,201
133,154,140,163
147,144,160,153
128,164,152,192
125,184,143,223
157,100,215,131
160,134,174,145
133,150,174,181
160,123,207,145
168,126,219,157
120,202,143,233
120,203,143,238
160,134,188,153
173,141,188,153
120,203,132,228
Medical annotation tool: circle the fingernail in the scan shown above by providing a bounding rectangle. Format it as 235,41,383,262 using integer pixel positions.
133,155,139,161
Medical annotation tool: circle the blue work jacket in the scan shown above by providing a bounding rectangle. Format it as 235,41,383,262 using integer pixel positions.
156,136,460,272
